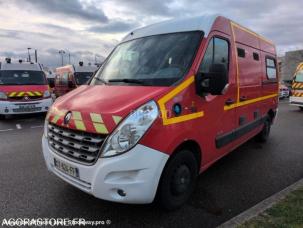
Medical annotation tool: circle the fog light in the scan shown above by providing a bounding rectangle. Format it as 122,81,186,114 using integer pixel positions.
117,189,126,197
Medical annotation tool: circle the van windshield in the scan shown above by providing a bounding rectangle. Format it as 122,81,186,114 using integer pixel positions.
295,71,303,82
0,70,47,85
74,72,94,85
91,31,202,86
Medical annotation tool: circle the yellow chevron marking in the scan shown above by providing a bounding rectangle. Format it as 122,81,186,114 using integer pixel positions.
17,92,25,97
72,111,86,131
72,111,82,120
8,92,17,97
27,91,35,96
93,123,108,134
113,115,122,125
90,113,103,123
35,91,42,96
51,115,60,124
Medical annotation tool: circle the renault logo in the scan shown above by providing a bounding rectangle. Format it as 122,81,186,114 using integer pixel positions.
64,112,72,125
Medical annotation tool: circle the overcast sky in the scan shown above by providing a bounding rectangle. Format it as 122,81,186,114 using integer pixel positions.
0,0,302,67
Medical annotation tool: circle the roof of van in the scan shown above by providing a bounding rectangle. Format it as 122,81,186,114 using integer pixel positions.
0,62,42,71
122,15,219,42
74,65,97,73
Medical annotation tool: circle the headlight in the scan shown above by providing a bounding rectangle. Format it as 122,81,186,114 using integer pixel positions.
43,90,50,98
44,121,48,138
101,100,159,157
0,92,7,100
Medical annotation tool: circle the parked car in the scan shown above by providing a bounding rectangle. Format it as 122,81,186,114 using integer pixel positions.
42,15,278,210
279,83,290,99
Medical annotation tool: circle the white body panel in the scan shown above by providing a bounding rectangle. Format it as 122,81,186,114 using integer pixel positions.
0,98,52,114
122,15,218,42
42,136,169,204
290,96,303,107
1,62,42,71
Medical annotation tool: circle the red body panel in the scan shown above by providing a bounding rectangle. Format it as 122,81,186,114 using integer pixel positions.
48,16,278,173
0,85,48,93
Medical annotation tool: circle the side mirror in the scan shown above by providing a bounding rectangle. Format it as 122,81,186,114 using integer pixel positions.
68,80,74,88
195,64,228,96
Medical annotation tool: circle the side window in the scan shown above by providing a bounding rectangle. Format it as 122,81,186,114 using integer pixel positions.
199,37,229,73
266,58,277,79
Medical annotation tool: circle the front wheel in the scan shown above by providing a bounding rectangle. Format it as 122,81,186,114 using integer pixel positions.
0,115,5,120
157,149,198,211
256,116,271,142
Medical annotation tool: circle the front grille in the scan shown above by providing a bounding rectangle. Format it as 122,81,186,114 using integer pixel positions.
8,96,43,101
47,123,105,164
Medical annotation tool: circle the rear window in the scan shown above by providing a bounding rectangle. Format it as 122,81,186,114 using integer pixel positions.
266,58,277,79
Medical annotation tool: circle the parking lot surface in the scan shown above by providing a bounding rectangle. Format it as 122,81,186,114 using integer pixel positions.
0,101,302,228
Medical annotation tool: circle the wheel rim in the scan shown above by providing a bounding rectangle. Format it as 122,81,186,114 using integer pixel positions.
171,164,191,196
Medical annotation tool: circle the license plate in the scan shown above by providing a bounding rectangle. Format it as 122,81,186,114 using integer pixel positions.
54,158,79,178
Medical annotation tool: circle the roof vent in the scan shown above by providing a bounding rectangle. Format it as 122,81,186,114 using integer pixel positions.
19,59,23,63
79,61,83,66
5,58,11,64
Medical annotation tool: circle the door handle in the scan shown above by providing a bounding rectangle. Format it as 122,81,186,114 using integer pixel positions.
225,98,235,105
240,96,247,102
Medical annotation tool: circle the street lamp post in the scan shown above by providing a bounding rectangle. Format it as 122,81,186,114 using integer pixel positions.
27,48,32,62
58,50,65,66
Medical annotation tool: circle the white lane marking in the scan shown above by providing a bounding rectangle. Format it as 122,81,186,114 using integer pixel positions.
16,124,22,130
0,129,13,132
30,125,43,129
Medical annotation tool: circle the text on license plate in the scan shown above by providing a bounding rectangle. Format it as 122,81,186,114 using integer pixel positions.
54,158,79,178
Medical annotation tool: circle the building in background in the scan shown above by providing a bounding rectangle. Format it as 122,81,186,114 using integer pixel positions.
280,50,303,85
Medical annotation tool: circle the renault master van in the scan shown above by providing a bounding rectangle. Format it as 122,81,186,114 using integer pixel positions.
42,15,278,210
0,59,52,118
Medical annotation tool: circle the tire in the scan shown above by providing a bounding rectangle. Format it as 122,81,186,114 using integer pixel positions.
256,116,271,143
157,149,198,211
299,107,303,111
0,115,5,120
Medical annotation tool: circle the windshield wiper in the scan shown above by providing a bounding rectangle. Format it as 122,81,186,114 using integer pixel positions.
108,78,144,85
94,77,107,84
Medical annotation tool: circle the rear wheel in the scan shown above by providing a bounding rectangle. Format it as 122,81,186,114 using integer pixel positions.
157,149,198,211
256,116,271,142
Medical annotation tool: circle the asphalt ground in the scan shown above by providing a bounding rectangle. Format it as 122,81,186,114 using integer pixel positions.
0,100,302,228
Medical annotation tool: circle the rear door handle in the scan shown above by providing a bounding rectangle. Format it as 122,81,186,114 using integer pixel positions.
225,98,235,105
240,96,247,101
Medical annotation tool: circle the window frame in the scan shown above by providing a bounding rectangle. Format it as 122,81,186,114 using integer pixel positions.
265,56,277,80
198,35,231,74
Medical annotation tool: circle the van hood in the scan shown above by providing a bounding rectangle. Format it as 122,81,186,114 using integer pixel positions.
48,85,168,134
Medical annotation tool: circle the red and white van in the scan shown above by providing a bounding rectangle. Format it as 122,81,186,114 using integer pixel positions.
42,15,278,210
54,63,97,97
0,59,52,118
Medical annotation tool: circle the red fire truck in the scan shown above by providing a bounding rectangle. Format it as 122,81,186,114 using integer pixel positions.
0,59,52,118
42,15,278,210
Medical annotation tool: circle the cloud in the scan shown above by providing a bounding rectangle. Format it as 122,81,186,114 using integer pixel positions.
88,20,139,34
18,0,108,23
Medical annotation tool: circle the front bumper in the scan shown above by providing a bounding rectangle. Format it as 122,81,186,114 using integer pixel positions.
42,135,169,204
0,98,53,114
289,96,303,107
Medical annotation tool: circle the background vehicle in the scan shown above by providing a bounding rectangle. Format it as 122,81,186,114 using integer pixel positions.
54,62,97,97
279,83,290,99
290,62,303,110
0,58,52,118
42,15,278,210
